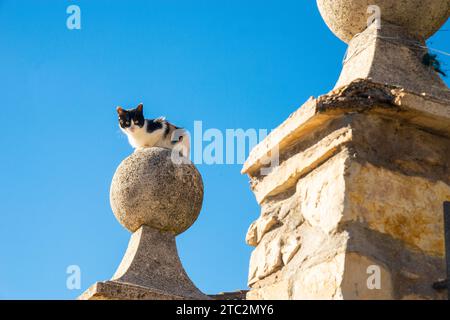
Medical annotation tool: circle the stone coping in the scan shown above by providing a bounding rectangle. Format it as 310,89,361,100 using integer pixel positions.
242,79,450,176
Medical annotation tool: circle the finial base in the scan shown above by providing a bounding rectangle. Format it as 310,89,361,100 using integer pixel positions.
79,225,209,300
336,22,450,101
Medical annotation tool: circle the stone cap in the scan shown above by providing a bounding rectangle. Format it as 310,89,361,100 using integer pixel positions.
242,79,450,176
317,0,450,43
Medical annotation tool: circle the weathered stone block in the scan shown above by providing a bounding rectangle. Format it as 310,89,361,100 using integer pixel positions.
244,80,450,300
340,253,394,300
296,150,347,235
248,229,283,286
291,253,345,300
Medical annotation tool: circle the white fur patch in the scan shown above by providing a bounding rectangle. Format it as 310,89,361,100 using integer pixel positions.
121,120,190,157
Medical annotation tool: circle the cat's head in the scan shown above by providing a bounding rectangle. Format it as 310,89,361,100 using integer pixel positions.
117,103,145,132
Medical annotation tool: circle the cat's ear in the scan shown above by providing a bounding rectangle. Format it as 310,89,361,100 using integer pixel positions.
137,103,144,113
116,106,125,115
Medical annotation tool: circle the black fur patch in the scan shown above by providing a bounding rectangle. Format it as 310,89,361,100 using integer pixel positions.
146,119,163,133
164,124,171,138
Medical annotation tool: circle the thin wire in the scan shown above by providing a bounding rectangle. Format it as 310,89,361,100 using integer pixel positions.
342,32,367,65
342,34,450,65
377,35,450,56
428,47,450,57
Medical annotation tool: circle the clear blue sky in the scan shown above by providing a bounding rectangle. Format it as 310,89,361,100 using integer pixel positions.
0,1,448,299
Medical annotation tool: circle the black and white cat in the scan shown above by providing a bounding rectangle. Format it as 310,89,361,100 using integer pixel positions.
117,103,190,158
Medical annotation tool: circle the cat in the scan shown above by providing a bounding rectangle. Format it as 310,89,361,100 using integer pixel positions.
117,103,190,158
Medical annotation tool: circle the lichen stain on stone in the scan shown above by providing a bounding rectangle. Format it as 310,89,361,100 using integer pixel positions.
381,211,443,255
347,163,447,256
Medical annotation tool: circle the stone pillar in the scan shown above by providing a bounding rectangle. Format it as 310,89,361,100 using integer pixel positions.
79,148,209,300
243,1,450,300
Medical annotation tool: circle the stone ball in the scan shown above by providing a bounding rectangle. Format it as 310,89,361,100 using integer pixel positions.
317,0,450,43
110,147,203,235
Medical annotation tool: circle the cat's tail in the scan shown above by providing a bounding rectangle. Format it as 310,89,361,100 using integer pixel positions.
179,130,191,159
171,128,191,160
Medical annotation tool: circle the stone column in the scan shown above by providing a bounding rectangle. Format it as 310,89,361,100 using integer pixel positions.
243,0,450,300
79,148,209,300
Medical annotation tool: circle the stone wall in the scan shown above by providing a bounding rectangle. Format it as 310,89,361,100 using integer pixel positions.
243,80,450,300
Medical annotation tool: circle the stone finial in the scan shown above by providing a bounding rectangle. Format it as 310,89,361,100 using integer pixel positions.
317,0,450,43
317,0,450,101
110,147,203,234
80,147,208,300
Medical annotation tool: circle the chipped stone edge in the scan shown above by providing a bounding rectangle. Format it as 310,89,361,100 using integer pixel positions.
253,126,353,204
